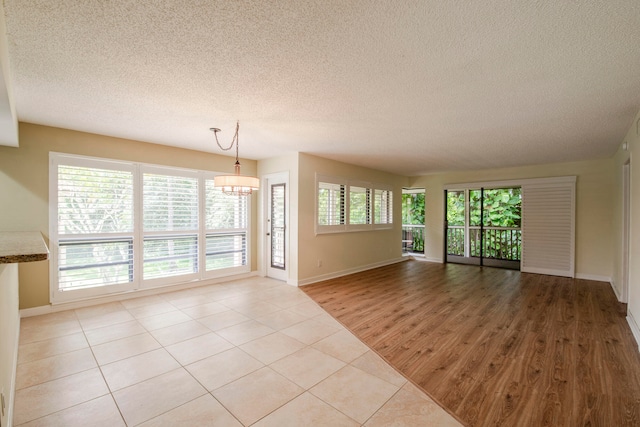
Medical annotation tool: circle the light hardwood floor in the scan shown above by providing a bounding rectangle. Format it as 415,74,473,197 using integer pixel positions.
303,260,640,426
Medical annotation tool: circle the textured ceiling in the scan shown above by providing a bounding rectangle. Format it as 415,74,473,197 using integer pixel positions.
3,1,640,175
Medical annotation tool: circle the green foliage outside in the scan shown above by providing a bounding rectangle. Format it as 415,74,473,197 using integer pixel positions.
446,188,521,259
447,188,521,227
402,192,425,252
58,166,248,289
402,193,425,225
350,187,370,225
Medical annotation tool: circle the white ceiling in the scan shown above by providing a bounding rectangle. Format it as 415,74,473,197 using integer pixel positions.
3,1,640,176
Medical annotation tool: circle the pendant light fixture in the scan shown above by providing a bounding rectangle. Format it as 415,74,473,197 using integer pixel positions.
211,121,259,196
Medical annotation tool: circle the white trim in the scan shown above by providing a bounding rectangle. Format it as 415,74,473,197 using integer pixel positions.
407,255,443,264
402,187,424,194
315,173,395,235
21,271,258,318
296,257,407,286
49,153,252,304
608,278,623,302
521,267,574,278
627,312,640,352
444,175,576,191
575,274,621,303
263,172,289,282
423,256,444,263
621,160,631,303
574,273,612,283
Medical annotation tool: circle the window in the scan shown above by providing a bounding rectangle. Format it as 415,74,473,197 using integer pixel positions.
316,176,347,233
142,170,199,283
317,182,345,226
56,160,134,292
205,180,248,272
349,185,371,226
50,153,251,303
316,174,393,233
374,188,393,225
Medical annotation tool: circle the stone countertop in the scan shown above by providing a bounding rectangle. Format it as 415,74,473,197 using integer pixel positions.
0,231,49,264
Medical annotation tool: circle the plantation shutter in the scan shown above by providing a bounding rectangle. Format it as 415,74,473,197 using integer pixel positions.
56,164,134,290
205,180,249,271
374,188,393,225
316,177,347,233
318,182,345,226
349,185,371,225
521,177,576,278
142,171,199,281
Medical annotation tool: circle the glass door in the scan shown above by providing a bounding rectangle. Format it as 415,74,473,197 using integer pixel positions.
445,187,521,269
265,173,288,281
270,184,286,270
445,190,469,263
401,189,425,254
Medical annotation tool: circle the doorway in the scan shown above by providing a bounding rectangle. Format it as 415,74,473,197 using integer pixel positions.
445,187,521,270
264,173,288,281
401,188,425,255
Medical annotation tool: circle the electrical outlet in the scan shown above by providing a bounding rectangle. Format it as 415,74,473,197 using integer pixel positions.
317,259,322,267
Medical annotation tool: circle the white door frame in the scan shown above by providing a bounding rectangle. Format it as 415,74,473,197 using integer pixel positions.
622,160,631,303
263,172,289,282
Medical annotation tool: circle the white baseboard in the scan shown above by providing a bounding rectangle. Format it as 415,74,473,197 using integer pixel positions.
522,266,574,278
296,257,407,287
607,278,624,302
20,271,259,318
422,256,443,263
575,273,612,283
627,312,640,353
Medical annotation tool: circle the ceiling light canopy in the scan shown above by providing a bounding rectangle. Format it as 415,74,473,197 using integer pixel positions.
211,121,259,196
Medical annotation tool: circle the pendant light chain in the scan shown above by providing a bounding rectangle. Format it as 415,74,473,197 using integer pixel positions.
210,120,259,195
212,121,240,162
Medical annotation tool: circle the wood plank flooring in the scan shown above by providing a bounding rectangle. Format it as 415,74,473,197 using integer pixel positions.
302,260,640,426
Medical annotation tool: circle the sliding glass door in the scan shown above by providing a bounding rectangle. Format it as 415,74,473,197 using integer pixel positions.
445,187,521,270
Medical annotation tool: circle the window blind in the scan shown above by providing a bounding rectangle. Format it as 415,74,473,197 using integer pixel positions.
57,165,134,290
51,154,252,303
142,172,199,280
318,182,345,226
374,189,393,225
205,180,248,270
349,186,371,225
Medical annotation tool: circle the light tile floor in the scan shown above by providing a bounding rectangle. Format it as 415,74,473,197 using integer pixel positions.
13,277,463,426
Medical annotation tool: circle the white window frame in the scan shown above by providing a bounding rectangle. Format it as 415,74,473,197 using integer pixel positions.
315,173,394,234
348,181,372,231
139,165,201,288
203,174,251,279
315,175,347,234
49,152,251,304
373,185,393,229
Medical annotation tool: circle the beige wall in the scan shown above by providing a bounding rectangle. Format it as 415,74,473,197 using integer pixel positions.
0,123,258,309
0,121,630,311
0,263,19,427
296,153,408,284
408,158,615,279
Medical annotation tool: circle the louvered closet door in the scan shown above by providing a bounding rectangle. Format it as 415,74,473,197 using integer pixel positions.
521,177,576,278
